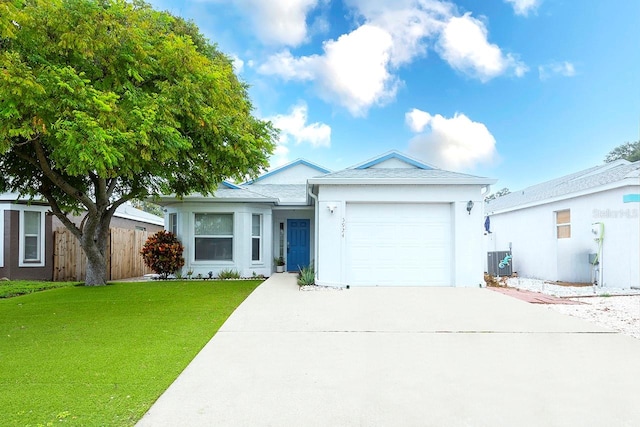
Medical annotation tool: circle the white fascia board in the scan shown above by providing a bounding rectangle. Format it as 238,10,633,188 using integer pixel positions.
487,179,639,215
306,177,497,185
272,205,313,211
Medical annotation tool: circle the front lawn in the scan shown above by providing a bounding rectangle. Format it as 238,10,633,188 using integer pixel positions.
0,280,262,426
0,280,81,298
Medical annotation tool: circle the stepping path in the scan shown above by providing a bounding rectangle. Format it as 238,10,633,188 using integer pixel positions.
488,286,583,304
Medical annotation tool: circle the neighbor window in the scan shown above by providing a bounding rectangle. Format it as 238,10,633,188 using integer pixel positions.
23,210,42,263
168,213,177,236
194,213,233,261
251,214,262,262
556,209,571,239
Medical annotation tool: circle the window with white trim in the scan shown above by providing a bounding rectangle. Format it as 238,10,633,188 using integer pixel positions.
22,210,42,263
168,213,178,236
251,214,262,262
194,213,233,261
556,209,571,239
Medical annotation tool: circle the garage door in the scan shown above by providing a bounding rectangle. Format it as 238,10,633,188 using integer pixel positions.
345,203,452,286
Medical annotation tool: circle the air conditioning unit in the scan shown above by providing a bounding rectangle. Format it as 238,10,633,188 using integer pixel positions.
487,251,513,276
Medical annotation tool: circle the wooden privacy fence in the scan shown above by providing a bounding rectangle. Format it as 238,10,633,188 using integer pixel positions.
53,227,153,282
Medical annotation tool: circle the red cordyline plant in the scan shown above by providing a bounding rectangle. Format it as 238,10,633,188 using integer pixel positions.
141,230,185,279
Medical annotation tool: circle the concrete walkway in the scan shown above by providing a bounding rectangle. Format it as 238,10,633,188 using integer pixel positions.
137,274,640,427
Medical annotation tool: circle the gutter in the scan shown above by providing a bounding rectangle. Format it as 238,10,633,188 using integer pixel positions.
307,184,319,283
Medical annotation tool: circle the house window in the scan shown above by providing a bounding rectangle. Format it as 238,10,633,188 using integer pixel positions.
135,226,146,231
22,210,42,263
556,210,571,239
194,213,233,261
252,214,262,262
168,213,177,236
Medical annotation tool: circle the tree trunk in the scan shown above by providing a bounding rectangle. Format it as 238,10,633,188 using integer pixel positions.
85,250,108,286
81,225,110,286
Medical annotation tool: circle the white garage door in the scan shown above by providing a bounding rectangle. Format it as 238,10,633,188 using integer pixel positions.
346,203,452,286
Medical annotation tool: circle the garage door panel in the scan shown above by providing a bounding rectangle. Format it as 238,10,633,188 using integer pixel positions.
346,203,451,287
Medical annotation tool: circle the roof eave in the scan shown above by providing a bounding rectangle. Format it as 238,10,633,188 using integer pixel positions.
307,178,497,185
486,179,640,215
153,196,279,206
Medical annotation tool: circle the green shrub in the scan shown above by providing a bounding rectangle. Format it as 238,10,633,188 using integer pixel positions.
217,268,241,280
140,231,185,279
298,265,315,286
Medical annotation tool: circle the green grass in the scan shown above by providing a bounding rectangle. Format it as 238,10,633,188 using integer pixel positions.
0,280,81,298
0,280,262,426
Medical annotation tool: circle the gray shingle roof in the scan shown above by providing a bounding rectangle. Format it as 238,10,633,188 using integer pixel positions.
247,184,308,203
318,168,483,179
486,160,640,212
211,187,274,199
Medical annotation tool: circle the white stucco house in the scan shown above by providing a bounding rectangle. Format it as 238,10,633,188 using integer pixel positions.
484,159,640,288
156,151,496,287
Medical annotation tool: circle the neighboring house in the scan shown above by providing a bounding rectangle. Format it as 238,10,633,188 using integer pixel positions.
50,203,165,233
156,151,495,287
484,160,640,288
0,193,163,281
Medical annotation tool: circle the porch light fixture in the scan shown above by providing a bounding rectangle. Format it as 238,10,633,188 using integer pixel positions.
466,200,474,215
327,204,337,214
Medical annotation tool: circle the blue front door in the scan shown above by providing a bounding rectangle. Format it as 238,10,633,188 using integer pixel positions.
287,219,310,272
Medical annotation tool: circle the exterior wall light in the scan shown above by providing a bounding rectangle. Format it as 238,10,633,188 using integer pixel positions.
466,200,474,215
327,204,337,214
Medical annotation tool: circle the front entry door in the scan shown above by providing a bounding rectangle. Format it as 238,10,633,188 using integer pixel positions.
287,219,310,272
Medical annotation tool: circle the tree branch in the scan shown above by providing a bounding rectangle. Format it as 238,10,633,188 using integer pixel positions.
40,187,82,239
106,178,118,199
104,193,137,223
32,139,96,213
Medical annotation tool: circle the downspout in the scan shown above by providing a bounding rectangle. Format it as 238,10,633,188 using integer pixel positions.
308,185,319,282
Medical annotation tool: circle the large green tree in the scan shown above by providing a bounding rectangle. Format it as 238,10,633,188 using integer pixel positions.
605,141,640,163
0,0,276,285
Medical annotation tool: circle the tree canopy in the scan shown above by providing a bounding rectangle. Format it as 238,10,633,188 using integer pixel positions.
605,141,640,163
0,0,276,284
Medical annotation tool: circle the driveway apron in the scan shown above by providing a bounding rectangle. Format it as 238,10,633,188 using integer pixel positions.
137,274,640,427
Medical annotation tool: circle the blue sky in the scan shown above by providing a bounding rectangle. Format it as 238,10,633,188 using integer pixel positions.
147,0,639,191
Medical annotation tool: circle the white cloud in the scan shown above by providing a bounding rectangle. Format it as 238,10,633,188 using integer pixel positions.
259,1,527,114
229,54,244,73
267,102,331,157
223,0,320,46
266,103,330,166
271,144,291,167
258,50,317,80
504,0,541,16
260,25,398,116
406,109,497,170
538,61,576,81
345,0,452,66
405,108,432,132
437,13,528,82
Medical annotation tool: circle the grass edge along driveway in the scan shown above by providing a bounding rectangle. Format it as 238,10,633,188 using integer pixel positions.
0,280,262,426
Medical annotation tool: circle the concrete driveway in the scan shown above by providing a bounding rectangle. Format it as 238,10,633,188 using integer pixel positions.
137,274,640,427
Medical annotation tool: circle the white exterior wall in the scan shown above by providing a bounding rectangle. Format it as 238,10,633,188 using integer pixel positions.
165,203,273,278
315,184,486,287
257,164,325,184
486,187,640,287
